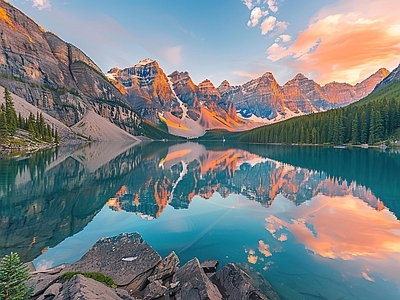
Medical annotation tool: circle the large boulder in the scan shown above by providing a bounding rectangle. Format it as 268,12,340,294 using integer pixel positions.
67,232,161,289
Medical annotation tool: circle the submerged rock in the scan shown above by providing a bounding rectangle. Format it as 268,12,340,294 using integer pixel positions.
211,263,271,300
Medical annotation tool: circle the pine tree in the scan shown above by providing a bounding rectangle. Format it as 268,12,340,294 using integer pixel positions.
0,252,33,300
0,107,8,142
351,113,359,144
4,88,17,135
368,108,376,144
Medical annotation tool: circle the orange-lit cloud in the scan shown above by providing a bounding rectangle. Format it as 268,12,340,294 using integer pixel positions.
268,0,400,84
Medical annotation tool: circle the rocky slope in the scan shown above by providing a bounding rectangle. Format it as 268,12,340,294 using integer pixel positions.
0,1,141,137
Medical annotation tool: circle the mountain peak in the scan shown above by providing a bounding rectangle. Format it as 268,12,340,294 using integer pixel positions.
135,58,155,67
294,73,308,80
220,79,230,87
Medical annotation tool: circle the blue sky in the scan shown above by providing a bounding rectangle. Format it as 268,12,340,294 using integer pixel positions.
8,0,400,86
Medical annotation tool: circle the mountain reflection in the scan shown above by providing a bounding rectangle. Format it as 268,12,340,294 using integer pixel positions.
106,142,386,219
0,142,144,261
1,141,398,267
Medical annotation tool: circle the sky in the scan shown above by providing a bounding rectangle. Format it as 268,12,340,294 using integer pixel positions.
7,0,400,86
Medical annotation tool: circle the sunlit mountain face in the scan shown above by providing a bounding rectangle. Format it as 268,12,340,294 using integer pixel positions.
2,142,400,299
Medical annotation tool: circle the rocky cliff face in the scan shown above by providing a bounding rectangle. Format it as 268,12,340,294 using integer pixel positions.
374,64,400,90
224,69,389,120
107,59,179,123
0,1,141,134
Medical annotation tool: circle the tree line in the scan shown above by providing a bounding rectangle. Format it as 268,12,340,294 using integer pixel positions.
239,82,400,145
0,87,59,143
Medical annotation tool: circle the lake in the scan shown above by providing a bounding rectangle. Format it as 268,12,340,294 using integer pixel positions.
1,141,400,299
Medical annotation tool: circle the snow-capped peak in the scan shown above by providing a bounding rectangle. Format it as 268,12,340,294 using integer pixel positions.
135,58,155,67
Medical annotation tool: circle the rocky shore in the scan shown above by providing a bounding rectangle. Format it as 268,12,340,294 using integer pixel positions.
28,233,279,300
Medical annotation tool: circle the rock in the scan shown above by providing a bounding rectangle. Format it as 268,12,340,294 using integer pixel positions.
172,258,222,300
54,274,123,300
116,288,136,300
143,280,168,300
201,259,219,273
211,263,270,300
37,282,62,300
148,251,179,282
28,272,60,297
68,233,161,288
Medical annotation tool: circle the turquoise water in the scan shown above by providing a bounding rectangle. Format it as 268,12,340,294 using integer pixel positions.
1,142,400,299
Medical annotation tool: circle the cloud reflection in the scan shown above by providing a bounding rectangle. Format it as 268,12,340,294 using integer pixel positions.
266,194,400,282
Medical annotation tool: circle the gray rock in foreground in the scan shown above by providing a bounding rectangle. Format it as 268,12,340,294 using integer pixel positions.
28,232,278,300
67,232,161,287
54,274,129,300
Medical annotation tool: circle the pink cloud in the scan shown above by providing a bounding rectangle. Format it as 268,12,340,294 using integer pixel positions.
267,0,400,84
260,16,277,35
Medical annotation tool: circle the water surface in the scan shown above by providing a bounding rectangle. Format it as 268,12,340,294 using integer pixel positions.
1,142,399,299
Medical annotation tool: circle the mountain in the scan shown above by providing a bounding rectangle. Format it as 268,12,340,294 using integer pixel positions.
223,68,389,121
0,1,141,139
108,61,258,138
238,65,400,145
374,64,400,90
109,59,388,138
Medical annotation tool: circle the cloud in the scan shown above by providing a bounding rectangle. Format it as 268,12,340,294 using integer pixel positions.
163,46,183,67
279,34,292,43
260,16,277,34
243,0,254,10
265,194,400,283
266,0,278,13
247,7,268,27
32,0,51,10
267,42,287,61
267,0,400,84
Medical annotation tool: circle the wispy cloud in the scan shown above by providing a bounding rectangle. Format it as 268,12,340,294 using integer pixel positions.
32,0,51,10
163,45,183,67
266,0,400,84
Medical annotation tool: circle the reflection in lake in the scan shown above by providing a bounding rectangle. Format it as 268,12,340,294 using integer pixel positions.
1,142,400,299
